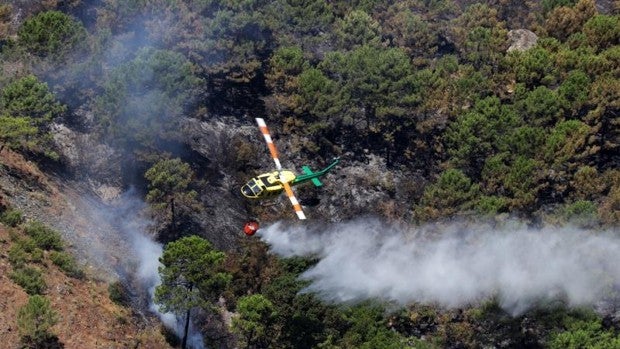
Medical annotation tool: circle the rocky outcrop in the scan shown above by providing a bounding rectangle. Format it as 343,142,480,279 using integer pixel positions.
50,123,122,201
507,29,538,52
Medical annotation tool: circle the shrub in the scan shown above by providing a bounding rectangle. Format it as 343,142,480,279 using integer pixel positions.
17,295,58,347
108,281,130,306
49,250,83,279
0,208,23,227
23,221,63,251
549,317,620,349
8,238,42,267
562,200,598,227
8,244,29,268
10,266,46,295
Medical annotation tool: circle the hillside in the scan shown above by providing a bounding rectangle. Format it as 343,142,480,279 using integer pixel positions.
0,0,619,348
0,226,171,348
0,148,171,348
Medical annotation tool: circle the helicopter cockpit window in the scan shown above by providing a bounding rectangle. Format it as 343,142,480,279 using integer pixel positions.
242,179,263,197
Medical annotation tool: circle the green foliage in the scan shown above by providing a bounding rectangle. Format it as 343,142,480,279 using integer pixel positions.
451,3,508,69
262,271,339,348
583,15,620,51
381,4,438,58
8,237,44,267
561,200,598,226
232,294,278,348
549,315,620,349
558,70,590,113
416,169,480,221
145,158,196,210
154,235,231,315
476,195,508,215
571,166,605,200
510,47,557,87
268,46,308,81
0,75,64,158
445,96,520,173
334,10,381,50
0,116,39,152
542,0,578,13
333,302,404,349
266,0,334,43
8,243,29,268
23,220,63,251
517,86,563,126
17,10,88,60
144,158,199,237
0,208,23,227
10,266,46,295
0,74,64,123
482,154,541,210
108,281,130,306
498,126,546,158
97,48,203,148
17,295,58,347
314,45,420,158
543,120,590,167
49,250,83,278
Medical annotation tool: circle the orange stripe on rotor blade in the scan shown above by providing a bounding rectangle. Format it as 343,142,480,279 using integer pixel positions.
283,183,306,220
267,142,279,159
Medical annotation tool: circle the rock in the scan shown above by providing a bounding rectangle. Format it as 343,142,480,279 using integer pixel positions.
50,123,122,189
507,29,538,52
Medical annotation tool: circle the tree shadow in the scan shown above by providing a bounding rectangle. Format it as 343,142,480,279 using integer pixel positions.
23,336,65,349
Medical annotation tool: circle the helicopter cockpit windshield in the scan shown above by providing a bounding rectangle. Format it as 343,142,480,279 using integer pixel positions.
241,179,264,198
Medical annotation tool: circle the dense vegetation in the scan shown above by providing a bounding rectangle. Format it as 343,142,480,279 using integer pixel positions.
1,0,618,348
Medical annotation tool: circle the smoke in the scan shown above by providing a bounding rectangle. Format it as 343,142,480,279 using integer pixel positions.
67,189,205,348
259,218,620,315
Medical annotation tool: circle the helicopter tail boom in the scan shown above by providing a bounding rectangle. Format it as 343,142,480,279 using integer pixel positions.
293,158,340,186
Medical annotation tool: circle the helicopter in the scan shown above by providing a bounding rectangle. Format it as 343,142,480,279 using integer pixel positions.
241,118,339,221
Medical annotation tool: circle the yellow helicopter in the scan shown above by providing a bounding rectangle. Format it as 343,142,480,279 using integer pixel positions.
241,118,339,220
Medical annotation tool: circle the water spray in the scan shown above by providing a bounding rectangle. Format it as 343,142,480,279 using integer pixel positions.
259,218,620,315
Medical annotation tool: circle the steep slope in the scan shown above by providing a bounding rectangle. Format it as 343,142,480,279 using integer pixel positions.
0,149,171,348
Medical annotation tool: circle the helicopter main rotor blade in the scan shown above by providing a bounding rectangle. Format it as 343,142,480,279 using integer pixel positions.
256,118,282,170
281,180,306,220
255,117,306,220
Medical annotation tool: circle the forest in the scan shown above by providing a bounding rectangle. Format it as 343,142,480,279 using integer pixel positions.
0,0,619,348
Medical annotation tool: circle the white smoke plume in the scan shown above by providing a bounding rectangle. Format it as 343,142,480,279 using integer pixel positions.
76,190,205,348
258,218,620,314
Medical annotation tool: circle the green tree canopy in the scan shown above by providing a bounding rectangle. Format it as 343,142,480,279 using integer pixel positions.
17,10,87,60
583,14,620,51
0,74,65,123
232,294,278,348
331,302,404,349
334,10,381,50
0,75,64,158
381,4,438,58
445,96,520,174
312,45,420,161
97,48,203,149
17,295,58,347
155,235,231,348
416,169,481,221
145,158,200,240
155,235,230,314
